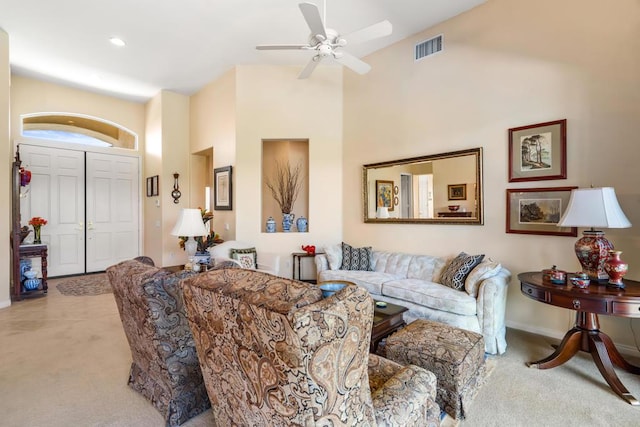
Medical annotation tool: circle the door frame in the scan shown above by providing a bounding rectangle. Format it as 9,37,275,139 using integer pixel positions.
16,138,142,274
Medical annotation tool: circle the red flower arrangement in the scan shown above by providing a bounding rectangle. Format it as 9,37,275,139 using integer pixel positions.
29,217,48,227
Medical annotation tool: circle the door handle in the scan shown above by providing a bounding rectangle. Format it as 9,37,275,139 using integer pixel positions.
75,222,84,231
87,221,95,230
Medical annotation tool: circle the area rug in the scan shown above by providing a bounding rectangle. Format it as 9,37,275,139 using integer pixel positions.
56,273,112,296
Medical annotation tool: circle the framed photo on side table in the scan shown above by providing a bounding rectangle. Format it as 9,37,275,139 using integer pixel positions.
508,119,567,182
376,180,394,211
506,187,577,236
214,166,232,210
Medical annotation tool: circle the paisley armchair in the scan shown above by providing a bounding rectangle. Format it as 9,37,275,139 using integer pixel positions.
106,259,210,426
181,268,440,426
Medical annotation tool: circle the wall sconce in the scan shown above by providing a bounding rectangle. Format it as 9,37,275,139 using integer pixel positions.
171,173,181,204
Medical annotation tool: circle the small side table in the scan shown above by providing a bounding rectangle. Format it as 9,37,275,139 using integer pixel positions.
292,252,322,283
15,244,48,300
371,301,408,353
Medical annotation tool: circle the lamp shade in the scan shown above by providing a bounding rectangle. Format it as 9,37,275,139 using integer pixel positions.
557,187,631,229
171,208,208,237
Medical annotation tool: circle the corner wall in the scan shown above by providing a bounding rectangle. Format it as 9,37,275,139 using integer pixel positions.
0,30,11,308
343,0,640,349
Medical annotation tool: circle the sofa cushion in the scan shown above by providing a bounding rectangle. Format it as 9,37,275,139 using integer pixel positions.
407,255,449,282
382,279,477,316
373,252,413,277
324,243,343,270
465,259,502,297
440,252,485,291
318,270,401,295
341,242,373,271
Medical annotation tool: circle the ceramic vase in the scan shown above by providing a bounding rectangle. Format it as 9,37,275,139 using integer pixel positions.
282,213,295,232
266,217,276,233
33,225,42,244
604,250,628,288
296,216,308,232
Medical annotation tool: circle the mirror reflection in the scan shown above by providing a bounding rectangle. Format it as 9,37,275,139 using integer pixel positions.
363,148,483,224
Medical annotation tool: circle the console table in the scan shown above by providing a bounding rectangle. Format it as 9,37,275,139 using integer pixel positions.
15,244,48,300
519,271,640,405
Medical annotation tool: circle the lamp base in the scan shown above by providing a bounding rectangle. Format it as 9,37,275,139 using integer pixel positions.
574,230,613,281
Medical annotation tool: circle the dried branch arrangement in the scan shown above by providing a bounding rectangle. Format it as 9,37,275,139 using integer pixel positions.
265,160,304,214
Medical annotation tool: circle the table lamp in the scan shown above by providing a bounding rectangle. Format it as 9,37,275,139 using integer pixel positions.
170,208,208,259
557,187,631,284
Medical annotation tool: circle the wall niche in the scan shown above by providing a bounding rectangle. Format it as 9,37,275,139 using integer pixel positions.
262,139,309,233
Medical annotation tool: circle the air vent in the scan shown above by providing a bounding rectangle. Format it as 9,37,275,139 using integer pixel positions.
415,35,443,61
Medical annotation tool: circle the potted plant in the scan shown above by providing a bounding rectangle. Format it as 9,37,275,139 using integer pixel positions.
265,160,303,232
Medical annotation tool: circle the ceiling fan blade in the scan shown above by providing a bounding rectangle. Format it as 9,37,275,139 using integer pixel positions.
298,56,320,79
256,44,309,50
334,51,371,75
299,2,327,40
342,20,392,45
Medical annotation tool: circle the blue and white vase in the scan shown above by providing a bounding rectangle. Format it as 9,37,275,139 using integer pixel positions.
296,216,308,233
282,213,295,232
266,216,276,233
20,259,32,282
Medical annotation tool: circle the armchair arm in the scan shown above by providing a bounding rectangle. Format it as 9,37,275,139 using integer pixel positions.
476,267,511,355
371,364,440,426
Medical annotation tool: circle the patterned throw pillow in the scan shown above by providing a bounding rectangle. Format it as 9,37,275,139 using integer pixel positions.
230,248,257,269
440,252,485,291
340,242,373,271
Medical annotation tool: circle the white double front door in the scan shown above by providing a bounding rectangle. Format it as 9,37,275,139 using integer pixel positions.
20,144,140,276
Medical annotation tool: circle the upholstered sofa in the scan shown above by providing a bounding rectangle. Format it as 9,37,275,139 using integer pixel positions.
181,268,441,426
208,240,280,275
106,258,211,426
315,246,511,355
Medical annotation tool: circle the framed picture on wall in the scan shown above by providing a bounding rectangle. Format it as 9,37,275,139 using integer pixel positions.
506,186,577,236
508,119,567,182
448,184,466,200
376,180,394,211
214,166,232,210
146,175,159,197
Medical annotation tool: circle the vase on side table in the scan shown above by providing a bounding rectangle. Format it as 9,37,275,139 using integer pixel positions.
604,250,628,288
33,225,42,244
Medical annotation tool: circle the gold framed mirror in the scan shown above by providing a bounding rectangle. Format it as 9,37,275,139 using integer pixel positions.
363,147,483,224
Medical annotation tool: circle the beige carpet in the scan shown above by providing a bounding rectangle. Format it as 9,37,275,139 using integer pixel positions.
2,275,640,426
56,272,112,296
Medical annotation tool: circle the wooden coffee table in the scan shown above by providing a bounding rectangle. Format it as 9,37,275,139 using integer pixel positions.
371,301,408,353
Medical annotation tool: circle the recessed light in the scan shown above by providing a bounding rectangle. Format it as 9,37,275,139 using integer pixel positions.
109,37,126,47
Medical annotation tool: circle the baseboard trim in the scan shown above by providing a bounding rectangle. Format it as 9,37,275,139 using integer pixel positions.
0,298,11,309
506,320,640,358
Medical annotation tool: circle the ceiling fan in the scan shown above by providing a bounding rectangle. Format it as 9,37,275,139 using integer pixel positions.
256,2,392,79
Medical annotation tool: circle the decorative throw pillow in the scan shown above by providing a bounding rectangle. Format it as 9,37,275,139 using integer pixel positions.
324,244,343,270
464,259,502,297
230,248,257,269
440,252,485,291
340,242,373,271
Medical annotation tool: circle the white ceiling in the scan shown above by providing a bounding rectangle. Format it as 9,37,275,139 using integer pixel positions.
0,0,485,102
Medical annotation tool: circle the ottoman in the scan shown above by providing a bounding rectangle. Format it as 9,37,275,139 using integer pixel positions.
385,319,486,419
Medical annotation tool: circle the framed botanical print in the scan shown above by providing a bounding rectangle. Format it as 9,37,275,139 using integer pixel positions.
376,180,394,211
508,119,567,182
506,186,577,236
214,166,232,210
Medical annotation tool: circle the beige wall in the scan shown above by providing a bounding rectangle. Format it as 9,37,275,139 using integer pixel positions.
190,69,237,241
235,65,343,276
0,30,10,308
344,0,640,350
